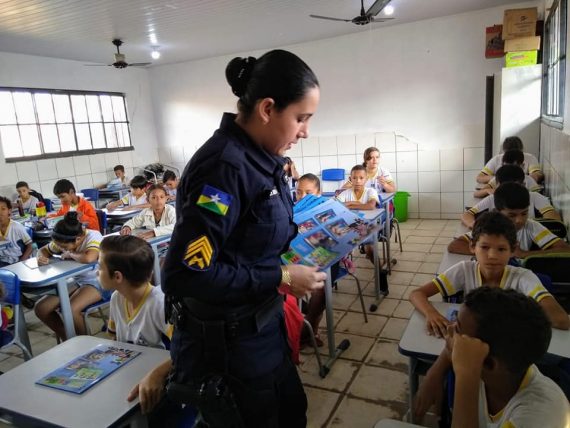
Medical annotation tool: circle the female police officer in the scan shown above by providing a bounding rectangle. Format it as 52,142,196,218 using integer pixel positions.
162,49,326,427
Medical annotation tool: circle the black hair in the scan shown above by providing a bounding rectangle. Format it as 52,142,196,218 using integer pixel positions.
162,170,176,182
129,175,148,189
298,173,321,191
225,49,319,119
502,149,524,165
471,211,517,251
0,196,12,210
502,136,524,152
494,182,530,212
495,164,525,186
351,164,367,174
16,181,29,189
100,235,154,285
464,287,551,375
146,183,167,199
53,179,75,195
113,165,125,173
362,147,380,167
52,212,84,243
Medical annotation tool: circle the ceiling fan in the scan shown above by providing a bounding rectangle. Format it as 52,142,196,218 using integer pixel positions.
85,39,151,69
310,0,394,25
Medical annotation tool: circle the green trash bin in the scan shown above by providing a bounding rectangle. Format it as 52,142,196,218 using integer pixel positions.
394,191,411,222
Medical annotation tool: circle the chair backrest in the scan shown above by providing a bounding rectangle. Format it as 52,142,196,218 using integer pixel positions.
321,169,345,197
0,270,20,305
95,209,108,235
535,219,568,240
44,198,53,212
522,254,570,286
81,188,100,202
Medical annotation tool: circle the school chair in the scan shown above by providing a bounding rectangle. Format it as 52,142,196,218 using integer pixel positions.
522,253,570,296
0,269,33,360
81,188,100,208
43,198,53,212
321,168,345,197
535,219,568,240
95,209,108,235
82,295,111,336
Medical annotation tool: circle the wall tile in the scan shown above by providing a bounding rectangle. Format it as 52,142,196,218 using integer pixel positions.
441,192,465,213
56,158,76,178
36,159,59,180
338,154,358,173
418,150,440,172
320,155,338,170
303,157,321,175
169,146,184,165
40,178,58,197
418,171,440,193
27,181,41,195
117,151,133,168
376,132,395,153
104,152,120,170
183,145,196,163
302,137,319,156
287,140,303,157
73,156,91,175
16,161,39,183
408,192,419,213
355,134,375,154
337,135,355,155
420,212,441,219
158,147,171,164
440,149,463,171
396,151,417,173
319,136,337,156
395,172,418,193
463,147,484,171
441,170,463,193
89,154,106,174
381,152,397,174
291,157,303,175
75,174,94,191
0,163,18,187
91,172,108,188
463,170,480,192
419,193,441,213
396,136,417,152
464,192,478,210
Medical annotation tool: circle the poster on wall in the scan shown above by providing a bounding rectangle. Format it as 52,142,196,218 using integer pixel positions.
486,25,505,58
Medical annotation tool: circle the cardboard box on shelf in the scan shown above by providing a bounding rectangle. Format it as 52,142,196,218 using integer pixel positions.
504,36,541,52
505,50,538,67
486,25,504,58
503,7,538,40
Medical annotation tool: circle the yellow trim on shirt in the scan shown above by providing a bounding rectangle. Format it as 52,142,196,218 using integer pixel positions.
500,421,516,428
0,220,12,240
541,236,561,250
124,283,153,323
498,266,509,289
481,166,494,176
433,274,455,297
539,205,555,215
528,164,542,174
529,285,551,302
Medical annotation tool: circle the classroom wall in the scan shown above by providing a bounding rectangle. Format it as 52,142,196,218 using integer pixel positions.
0,51,159,200
148,1,541,219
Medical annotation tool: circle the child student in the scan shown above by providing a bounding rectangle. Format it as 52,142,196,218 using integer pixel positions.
462,166,560,229
15,181,39,215
0,196,33,266
474,150,541,197
106,175,150,212
51,179,100,232
414,288,570,426
342,147,396,193
35,212,109,340
99,235,173,414
477,136,544,184
410,211,569,338
450,183,570,257
336,165,380,210
162,170,179,201
120,184,176,239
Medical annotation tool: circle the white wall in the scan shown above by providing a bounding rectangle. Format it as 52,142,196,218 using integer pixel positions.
148,1,540,219
0,51,159,199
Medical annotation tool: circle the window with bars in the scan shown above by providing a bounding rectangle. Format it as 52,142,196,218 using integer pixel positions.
0,88,132,161
543,0,567,121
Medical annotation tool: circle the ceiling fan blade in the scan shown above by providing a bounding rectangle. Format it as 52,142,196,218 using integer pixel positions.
365,0,392,17
128,62,152,67
309,14,352,22
84,64,112,66
369,17,395,22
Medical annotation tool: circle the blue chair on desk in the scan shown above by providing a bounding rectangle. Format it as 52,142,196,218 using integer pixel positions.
321,168,345,197
81,188,100,208
0,270,33,360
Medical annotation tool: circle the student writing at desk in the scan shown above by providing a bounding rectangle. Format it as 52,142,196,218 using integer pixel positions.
162,170,179,201
0,196,33,267
107,175,151,212
50,179,100,232
98,164,129,189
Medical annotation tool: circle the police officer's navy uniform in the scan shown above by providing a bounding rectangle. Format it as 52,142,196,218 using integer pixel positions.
163,113,307,427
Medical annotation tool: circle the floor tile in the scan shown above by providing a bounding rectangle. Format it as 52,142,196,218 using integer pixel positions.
380,318,409,340
387,272,414,286
0,355,24,373
392,260,421,273
351,297,398,317
335,333,376,362
349,365,409,402
429,244,448,254
438,230,458,238
299,356,360,393
424,253,444,263
355,268,375,281
329,396,405,428
417,262,440,274
402,243,432,253
385,284,408,299
336,312,388,337
410,273,434,286
402,286,419,299
335,278,360,295
406,229,442,237
305,386,341,428
434,237,452,245
393,300,415,319
405,236,436,244
366,339,409,372
416,220,446,230
394,251,427,262
331,292,357,311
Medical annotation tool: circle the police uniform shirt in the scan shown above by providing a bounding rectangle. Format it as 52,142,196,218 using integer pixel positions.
479,365,570,428
433,260,550,302
120,193,147,207
481,152,541,176
0,220,32,264
123,204,176,236
108,284,173,348
336,188,380,205
488,175,541,192
468,193,555,218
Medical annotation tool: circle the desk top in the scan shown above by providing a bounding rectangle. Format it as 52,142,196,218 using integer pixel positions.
0,336,170,428
105,229,172,246
359,208,386,222
1,259,94,287
399,302,570,360
103,207,142,219
437,251,472,274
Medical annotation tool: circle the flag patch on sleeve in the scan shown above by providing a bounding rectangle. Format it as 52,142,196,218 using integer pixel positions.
196,185,232,216
182,235,214,271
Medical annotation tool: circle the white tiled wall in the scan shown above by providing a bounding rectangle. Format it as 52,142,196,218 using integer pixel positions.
288,132,484,219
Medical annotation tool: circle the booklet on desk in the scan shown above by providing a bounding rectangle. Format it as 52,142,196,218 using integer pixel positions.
36,344,140,394
283,197,382,270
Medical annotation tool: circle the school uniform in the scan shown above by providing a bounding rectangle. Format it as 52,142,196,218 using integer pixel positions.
478,365,570,427
468,193,555,218
365,167,394,191
336,187,380,205
19,196,39,214
0,220,32,265
54,197,100,231
107,176,129,188
107,284,173,348
488,175,541,192
123,205,176,236
120,193,147,207
166,187,177,199
433,260,550,302
481,152,542,177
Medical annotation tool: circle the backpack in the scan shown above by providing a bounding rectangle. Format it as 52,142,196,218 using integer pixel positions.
29,189,45,204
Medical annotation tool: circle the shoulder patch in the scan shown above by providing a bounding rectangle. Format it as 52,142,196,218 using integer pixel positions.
196,184,232,216
182,235,214,271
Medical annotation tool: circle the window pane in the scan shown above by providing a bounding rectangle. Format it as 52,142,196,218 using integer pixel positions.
13,92,36,124
118,123,131,147
19,125,41,156
0,92,17,125
111,96,126,121
85,95,102,122
58,124,76,151
71,95,88,122
53,94,72,122
115,123,125,147
40,124,60,153
0,125,22,157
76,124,92,150
100,95,114,122
104,123,117,148
35,93,55,123
90,123,105,148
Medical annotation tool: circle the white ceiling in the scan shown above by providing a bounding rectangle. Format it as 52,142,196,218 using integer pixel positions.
0,0,527,66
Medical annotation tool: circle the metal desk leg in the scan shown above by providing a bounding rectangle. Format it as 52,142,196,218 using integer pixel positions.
151,242,161,286
369,227,389,312
383,200,396,273
321,267,350,378
407,356,419,423
56,278,76,339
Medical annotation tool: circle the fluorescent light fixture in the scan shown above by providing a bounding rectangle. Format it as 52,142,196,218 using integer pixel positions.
149,33,158,45
151,49,161,60
384,5,394,15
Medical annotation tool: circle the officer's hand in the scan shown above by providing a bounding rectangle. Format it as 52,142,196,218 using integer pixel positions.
286,265,326,299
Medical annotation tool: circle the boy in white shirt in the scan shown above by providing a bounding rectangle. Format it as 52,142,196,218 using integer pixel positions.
162,170,179,201
106,175,150,212
0,196,33,266
15,181,40,215
336,165,379,210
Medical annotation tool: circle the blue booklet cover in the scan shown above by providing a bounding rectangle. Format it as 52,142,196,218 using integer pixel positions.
36,344,141,394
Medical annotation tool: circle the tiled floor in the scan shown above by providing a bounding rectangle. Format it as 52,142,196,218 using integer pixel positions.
0,219,459,428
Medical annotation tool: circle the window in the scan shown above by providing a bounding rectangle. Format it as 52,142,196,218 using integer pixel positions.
542,0,567,122
0,88,132,162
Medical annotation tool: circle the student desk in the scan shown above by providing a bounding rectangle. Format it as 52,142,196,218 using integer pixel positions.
1,260,95,339
398,301,570,423
0,335,170,428
99,187,130,200
103,207,143,227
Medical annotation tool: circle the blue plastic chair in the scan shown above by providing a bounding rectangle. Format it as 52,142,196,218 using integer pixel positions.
81,188,100,208
95,209,108,235
321,168,346,197
44,198,53,212
0,269,33,360
82,295,111,336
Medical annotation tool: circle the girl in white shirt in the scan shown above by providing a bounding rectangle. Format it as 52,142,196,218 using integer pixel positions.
342,147,396,193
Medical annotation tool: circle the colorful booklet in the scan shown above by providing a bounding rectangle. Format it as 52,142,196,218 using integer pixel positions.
282,197,384,270
36,344,141,394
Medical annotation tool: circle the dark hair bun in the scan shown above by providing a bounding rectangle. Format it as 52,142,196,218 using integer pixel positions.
64,211,80,223
225,56,257,97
